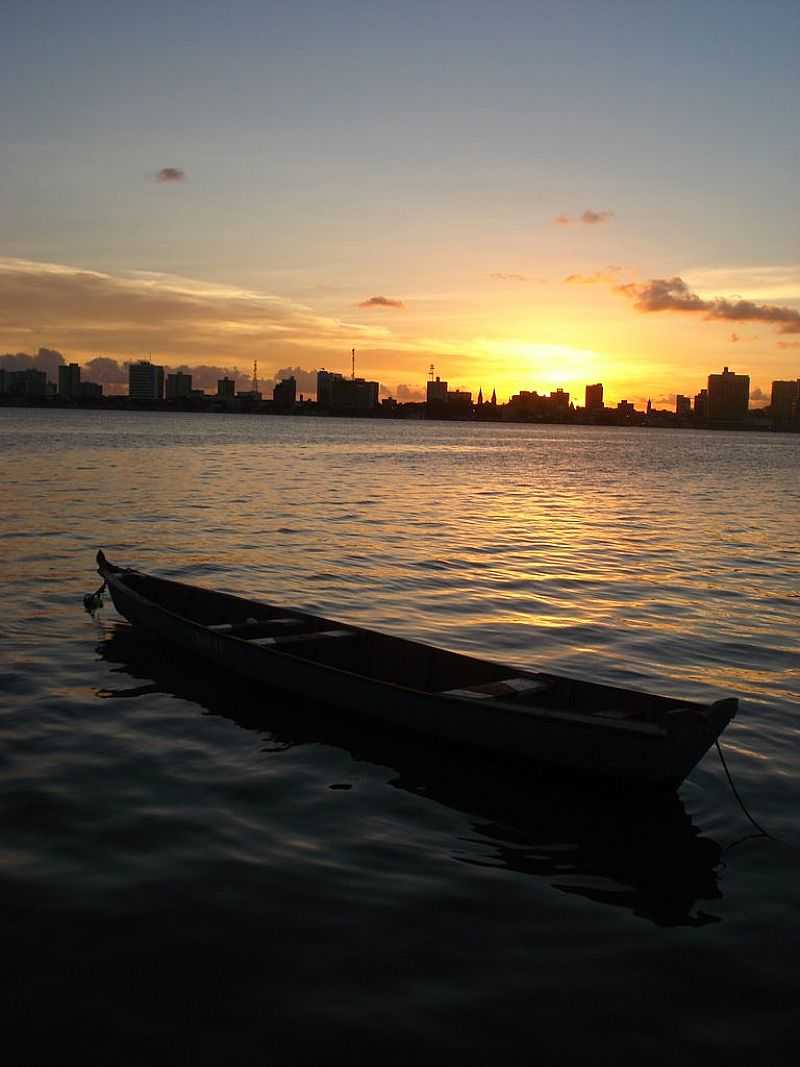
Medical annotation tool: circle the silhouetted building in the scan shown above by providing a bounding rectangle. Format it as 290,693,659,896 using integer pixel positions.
694,389,708,417
80,382,103,399
707,366,749,420
165,371,192,399
447,389,472,406
585,383,603,411
676,394,691,417
273,376,297,409
550,388,569,412
317,369,378,410
426,376,448,403
770,380,799,421
217,377,236,399
58,363,81,398
616,400,636,416
129,360,164,400
0,368,7,394
7,369,47,397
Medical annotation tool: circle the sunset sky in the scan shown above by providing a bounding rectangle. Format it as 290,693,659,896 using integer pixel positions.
2,1,799,404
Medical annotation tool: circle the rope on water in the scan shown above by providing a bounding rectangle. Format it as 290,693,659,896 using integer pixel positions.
715,738,773,841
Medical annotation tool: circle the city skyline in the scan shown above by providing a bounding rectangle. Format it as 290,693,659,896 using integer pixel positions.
2,3,799,406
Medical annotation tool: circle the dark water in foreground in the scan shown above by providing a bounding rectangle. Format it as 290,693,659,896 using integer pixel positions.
2,409,799,1064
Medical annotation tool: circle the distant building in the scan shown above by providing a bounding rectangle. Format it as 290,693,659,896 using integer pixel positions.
0,368,6,394
447,389,472,406
426,376,448,403
616,400,636,416
129,360,164,400
707,366,749,420
165,371,192,399
317,369,378,410
770,380,799,421
694,389,708,417
7,369,47,397
550,388,569,412
217,377,236,399
675,394,691,417
585,383,603,412
58,363,81,398
273,376,297,409
80,381,103,399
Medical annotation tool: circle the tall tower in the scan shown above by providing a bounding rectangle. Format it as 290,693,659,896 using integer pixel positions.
252,360,258,393
429,364,435,381
352,348,355,380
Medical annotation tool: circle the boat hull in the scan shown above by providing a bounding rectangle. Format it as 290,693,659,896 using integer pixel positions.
98,557,736,791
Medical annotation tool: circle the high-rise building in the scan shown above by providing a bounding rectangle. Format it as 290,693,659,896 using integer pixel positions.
675,394,691,417
58,363,81,398
129,360,164,400
0,368,7,394
694,389,708,417
8,369,47,396
165,371,192,399
770,380,799,421
585,383,603,411
273,376,297,409
426,376,448,403
317,369,378,410
217,377,236,398
707,366,749,420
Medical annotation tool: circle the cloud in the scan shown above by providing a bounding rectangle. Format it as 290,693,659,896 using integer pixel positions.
750,386,769,403
564,267,622,285
616,276,800,333
358,296,405,309
261,365,319,395
0,257,391,364
379,382,425,402
581,209,614,225
777,341,800,349
729,332,739,342
83,356,128,384
155,167,186,183
555,210,615,225
489,272,527,282
0,346,65,378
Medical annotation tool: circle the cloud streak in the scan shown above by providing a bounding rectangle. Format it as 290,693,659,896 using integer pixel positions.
155,167,186,183
0,258,391,364
489,272,527,282
616,276,800,333
358,295,405,309
554,209,615,225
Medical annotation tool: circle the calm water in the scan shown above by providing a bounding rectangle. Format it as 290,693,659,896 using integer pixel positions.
2,409,798,1064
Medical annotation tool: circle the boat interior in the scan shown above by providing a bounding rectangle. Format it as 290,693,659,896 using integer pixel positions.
120,571,688,723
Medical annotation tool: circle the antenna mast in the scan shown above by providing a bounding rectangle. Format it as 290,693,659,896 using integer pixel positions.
429,363,435,381
252,360,258,393
351,348,355,380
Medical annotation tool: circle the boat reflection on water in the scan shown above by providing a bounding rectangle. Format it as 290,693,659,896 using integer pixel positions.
97,623,723,929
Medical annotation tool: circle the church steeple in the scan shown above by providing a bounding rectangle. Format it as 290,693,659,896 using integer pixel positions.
490,388,497,406
477,387,483,406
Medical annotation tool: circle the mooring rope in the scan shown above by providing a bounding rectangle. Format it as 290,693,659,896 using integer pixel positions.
715,738,773,841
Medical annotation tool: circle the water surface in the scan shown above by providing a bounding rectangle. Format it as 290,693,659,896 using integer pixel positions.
2,409,798,1063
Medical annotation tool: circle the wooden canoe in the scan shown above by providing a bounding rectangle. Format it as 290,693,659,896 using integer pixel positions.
95,550,736,790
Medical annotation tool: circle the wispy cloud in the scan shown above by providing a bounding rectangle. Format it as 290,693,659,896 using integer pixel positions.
564,266,622,285
555,210,615,225
0,258,391,363
358,295,405,309
777,341,800,349
489,272,527,282
616,276,800,333
729,332,739,343
581,209,614,225
155,167,186,183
